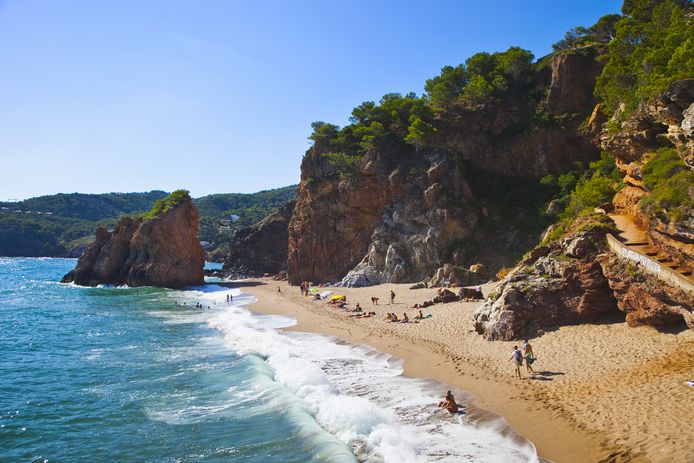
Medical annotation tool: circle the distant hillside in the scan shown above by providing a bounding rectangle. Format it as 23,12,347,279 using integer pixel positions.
0,191,170,221
0,186,297,257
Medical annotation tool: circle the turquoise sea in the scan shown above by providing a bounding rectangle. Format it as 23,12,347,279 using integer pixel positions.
0,258,539,462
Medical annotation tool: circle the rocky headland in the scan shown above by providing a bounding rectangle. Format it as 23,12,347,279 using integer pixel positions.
61,190,205,288
279,7,694,337
288,47,602,287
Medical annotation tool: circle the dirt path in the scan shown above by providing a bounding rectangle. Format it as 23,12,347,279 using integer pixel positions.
609,214,648,244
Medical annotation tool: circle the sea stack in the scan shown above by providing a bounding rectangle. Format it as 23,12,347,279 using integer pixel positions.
62,190,205,288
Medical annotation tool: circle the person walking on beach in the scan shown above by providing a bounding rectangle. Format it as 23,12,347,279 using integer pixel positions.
510,346,523,379
390,290,395,304
523,339,536,374
277,286,282,294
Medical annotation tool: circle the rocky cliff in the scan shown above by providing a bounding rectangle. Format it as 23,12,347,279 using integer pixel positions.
222,200,295,277
61,193,205,288
602,79,694,273
288,48,603,286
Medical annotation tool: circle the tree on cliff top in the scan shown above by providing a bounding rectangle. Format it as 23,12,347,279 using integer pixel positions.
552,14,621,51
144,189,191,219
595,0,693,114
424,47,535,107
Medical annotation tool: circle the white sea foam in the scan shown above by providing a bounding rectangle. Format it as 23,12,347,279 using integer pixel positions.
153,286,538,463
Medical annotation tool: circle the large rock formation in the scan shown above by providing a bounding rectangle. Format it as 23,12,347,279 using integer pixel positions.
288,48,604,287
61,193,204,288
222,200,295,277
474,224,619,340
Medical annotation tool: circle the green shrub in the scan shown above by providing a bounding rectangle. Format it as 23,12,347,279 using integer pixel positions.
640,148,694,221
143,189,190,219
560,152,621,219
321,152,363,178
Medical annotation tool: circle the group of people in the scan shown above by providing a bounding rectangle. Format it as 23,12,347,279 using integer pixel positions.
225,293,233,303
510,340,537,378
385,312,410,323
384,309,432,323
299,281,312,296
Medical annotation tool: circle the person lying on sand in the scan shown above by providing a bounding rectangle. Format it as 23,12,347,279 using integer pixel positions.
355,311,376,318
437,390,459,413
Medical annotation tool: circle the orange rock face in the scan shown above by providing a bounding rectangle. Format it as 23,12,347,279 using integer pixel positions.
62,195,204,288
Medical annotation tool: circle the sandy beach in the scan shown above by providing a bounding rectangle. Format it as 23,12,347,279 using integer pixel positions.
238,279,694,463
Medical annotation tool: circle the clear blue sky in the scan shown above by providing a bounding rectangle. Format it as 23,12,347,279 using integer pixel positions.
0,0,622,200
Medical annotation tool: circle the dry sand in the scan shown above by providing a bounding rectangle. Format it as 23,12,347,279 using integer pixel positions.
239,279,694,463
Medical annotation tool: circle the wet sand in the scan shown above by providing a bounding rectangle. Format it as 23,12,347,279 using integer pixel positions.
240,279,694,463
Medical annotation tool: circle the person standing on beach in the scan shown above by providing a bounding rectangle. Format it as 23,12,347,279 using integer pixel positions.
390,290,395,304
522,339,536,374
510,346,523,379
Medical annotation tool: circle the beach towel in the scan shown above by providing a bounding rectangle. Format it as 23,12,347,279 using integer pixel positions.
319,290,333,298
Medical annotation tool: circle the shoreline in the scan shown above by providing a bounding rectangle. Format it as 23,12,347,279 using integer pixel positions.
237,278,694,463
239,280,601,462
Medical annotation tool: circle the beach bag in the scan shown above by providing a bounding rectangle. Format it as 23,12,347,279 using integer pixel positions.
525,355,536,365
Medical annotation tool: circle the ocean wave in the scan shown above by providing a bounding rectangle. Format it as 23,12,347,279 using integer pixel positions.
199,294,539,462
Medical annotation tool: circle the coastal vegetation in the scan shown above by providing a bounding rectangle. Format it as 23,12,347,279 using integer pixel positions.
639,147,694,221
143,189,191,220
0,186,296,257
595,0,694,114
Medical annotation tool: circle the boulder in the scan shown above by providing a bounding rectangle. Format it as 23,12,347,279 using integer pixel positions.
546,199,563,216
565,233,597,258
474,259,617,340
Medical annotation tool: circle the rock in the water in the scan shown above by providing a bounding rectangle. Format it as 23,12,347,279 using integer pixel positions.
61,191,204,288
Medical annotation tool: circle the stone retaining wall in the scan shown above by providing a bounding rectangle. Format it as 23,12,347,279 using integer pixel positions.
606,234,694,294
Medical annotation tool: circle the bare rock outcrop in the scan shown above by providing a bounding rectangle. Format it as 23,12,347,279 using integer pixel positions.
474,227,618,340
546,46,605,115
598,255,694,329
223,201,295,278
61,193,204,288
601,79,694,167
